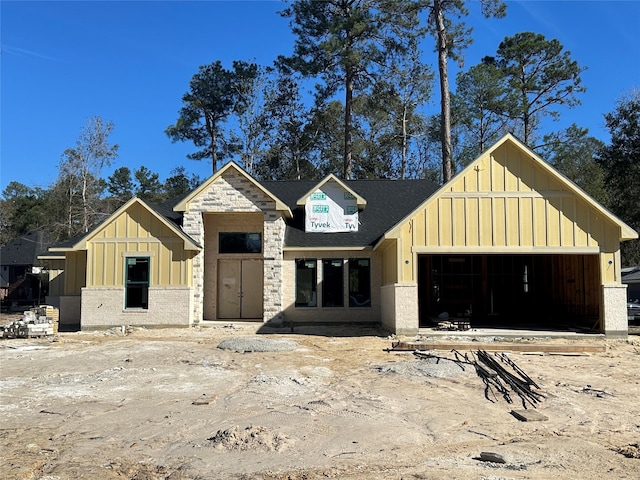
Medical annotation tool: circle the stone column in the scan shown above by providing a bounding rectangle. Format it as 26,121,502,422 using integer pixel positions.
602,284,628,339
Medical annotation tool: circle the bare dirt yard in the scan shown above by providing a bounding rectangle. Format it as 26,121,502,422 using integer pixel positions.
1,318,639,480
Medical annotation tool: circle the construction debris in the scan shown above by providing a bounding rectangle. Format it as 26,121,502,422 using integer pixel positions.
412,349,545,409
389,341,605,354
510,409,549,422
478,452,507,463
1,306,58,338
458,349,545,408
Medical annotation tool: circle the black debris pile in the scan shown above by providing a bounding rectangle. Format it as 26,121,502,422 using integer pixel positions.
414,349,545,408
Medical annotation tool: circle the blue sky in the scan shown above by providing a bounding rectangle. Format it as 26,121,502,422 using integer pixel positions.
1,1,639,192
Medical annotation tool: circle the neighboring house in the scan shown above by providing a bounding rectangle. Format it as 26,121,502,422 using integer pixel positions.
0,271,9,301
622,266,640,304
42,134,638,337
0,230,50,310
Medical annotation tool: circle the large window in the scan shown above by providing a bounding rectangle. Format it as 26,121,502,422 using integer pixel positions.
125,257,149,309
295,259,317,307
349,258,371,307
219,232,262,254
322,259,344,307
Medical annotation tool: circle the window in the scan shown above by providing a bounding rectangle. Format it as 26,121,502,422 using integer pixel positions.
219,232,262,254
295,259,317,307
349,258,371,307
322,259,344,307
125,257,149,309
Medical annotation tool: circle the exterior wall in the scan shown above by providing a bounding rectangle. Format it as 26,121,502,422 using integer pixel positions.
282,250,381,325
379,240,398,286
65,251,87,295
80,286,193,329
203,213,264,320
602,284,628,339
44,259,66,296
76,201,196,330
58,295,81,329
182,170,285,324
384,138,631,335
398,141,622,284
87,201,194,288
380,283,418,335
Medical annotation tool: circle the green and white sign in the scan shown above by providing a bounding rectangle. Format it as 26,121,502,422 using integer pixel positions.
305,183,358,233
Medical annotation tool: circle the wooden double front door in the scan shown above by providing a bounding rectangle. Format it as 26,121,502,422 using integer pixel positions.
217,259,263,319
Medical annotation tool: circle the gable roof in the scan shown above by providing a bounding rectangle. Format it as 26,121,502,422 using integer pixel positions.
622,266,640,283
0,230,51,266
49,197,201,252
295,173,367,208
262,178,439,249
174,161,292,217
379,133,638,245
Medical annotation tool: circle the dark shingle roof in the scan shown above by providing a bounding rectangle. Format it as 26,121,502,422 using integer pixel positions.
0,230,51,266
622,267,640,283
146,197,184,227
261,179,439,248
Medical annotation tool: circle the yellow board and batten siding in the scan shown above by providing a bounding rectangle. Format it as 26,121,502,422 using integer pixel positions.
85,201,194,289
64,250,87,295
386,136,634,285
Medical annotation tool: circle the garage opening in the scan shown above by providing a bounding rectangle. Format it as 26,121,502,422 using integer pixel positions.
418,254,601,332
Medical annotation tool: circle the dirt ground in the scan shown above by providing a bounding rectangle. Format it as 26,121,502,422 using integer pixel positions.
1,318,639,480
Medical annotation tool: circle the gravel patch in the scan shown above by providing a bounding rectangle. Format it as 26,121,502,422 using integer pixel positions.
217,336,299,352
375,356,472,378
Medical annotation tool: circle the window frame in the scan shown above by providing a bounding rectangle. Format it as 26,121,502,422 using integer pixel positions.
321,258,344,308
295,259,317,307
348,258,371,307
124,256,150,310
219,232,263,254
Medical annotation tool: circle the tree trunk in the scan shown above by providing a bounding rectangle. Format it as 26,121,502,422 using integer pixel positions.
435,0,452,183
82,170,89,233
344,68,354,179
211,130,218,174
401,105,408,179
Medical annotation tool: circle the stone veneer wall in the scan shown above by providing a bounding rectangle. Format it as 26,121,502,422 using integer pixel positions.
380,283,419,335
263,212,286,324
602,284,628,339
181,171,285,325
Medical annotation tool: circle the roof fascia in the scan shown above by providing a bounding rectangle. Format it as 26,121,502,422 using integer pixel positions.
55,197,201,252
283,245,371,252
295,174,367,208
173,161,292,218
37,254,65,260
504,134,638,240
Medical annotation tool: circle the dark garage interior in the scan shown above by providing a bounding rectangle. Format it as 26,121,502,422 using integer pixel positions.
418,254,601,332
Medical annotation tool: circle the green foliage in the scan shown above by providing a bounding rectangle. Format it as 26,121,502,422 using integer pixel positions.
107,167,135,206
422,0,507,182
134,166,163,202
541,125,607,205
307,101,347,178
164,166,201,199
597,90,640,265
483,32,586,145
453,62,514,165
355,37,434,178
166,60,260,173
0,182,51,246
281,0,424,178
257,66,319,180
